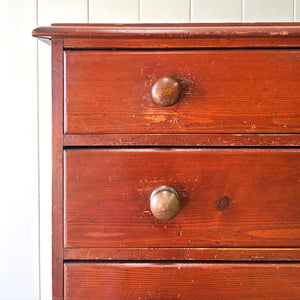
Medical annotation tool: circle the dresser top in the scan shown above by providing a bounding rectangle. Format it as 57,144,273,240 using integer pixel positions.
32,23,300,48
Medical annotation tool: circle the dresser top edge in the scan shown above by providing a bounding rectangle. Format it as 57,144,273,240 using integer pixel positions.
32,23,300,41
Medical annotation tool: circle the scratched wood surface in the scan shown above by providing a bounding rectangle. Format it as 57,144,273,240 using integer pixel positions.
32,23,300,48
63,133,300,147
64,50,300,134
64,263,300,299
52,39,64,300
34,23,300,39
64,148,300,249
32,24,300,299
63,248,300,261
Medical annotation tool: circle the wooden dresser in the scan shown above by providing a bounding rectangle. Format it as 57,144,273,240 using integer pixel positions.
33,23,300,299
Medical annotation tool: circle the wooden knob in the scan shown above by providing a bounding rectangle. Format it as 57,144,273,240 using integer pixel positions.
152,77,181,107
150,186,180,220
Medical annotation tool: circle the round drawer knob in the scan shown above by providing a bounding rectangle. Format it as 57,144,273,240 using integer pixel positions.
151,77,181,107
150,186,180,220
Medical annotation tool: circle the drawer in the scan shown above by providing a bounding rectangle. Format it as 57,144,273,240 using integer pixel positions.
64,263,300,299
64,148,300,248
64,50,300,134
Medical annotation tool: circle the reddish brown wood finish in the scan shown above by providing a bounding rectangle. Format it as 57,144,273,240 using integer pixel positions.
52,39,64,300
32,24,300,299
64,263,300,299
63,248,300,261
33,23,300,39
64,50,300,134
64,148,300,249
63,37,300,49
63,133,300,146
151,77,182,107
32,23,300,48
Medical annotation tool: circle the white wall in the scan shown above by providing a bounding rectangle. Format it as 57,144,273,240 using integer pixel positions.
0,0,298,299
0,1,39,299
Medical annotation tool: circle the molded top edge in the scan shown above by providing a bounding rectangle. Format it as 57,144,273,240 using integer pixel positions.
32,23,300,40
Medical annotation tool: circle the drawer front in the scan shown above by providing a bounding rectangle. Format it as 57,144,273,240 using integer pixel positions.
64,149,300,248
64,263,300,299
64,50,300,134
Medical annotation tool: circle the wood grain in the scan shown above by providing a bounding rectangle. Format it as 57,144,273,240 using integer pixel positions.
63,247,300,261
62,37,300,49
64,148,300,249
52,39,64,300
32,23,300,48
33,23,300,39
64,262,300,299
64,50,300,134
32,24,300,299
63,133,300,147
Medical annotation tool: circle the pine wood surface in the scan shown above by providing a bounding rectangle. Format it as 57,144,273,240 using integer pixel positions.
64,262,300,299
32,24,300,299
64,148,300,249
64,50,300,135
52,39,64,300
32,23,300,48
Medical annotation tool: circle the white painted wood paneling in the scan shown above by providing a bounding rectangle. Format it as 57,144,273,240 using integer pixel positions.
37,41,52,300
0,0,39,299
296,0,300,20
140,0,190,23
192,0,242,22
244,0,294,22
38,1,88,299
89,0,139,23
38,0,88,25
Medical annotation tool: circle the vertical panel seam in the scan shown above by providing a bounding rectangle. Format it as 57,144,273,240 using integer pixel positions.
242,0,245,22
294,0,296,21
189,0,191,22
138,0,141,23
87,0,90,23
36,0,41,299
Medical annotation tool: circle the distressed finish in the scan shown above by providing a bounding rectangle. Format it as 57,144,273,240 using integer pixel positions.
32,23,300,48
32,24,300,299
63,247,300,261
64,263,300,299
63,133,300,146
51,39,64,300
64,148,300,249
64,50,300,134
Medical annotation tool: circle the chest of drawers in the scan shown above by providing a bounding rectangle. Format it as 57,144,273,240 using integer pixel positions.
33,23,300,299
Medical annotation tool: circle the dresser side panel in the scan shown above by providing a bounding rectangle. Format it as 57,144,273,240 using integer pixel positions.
52,39,64,300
